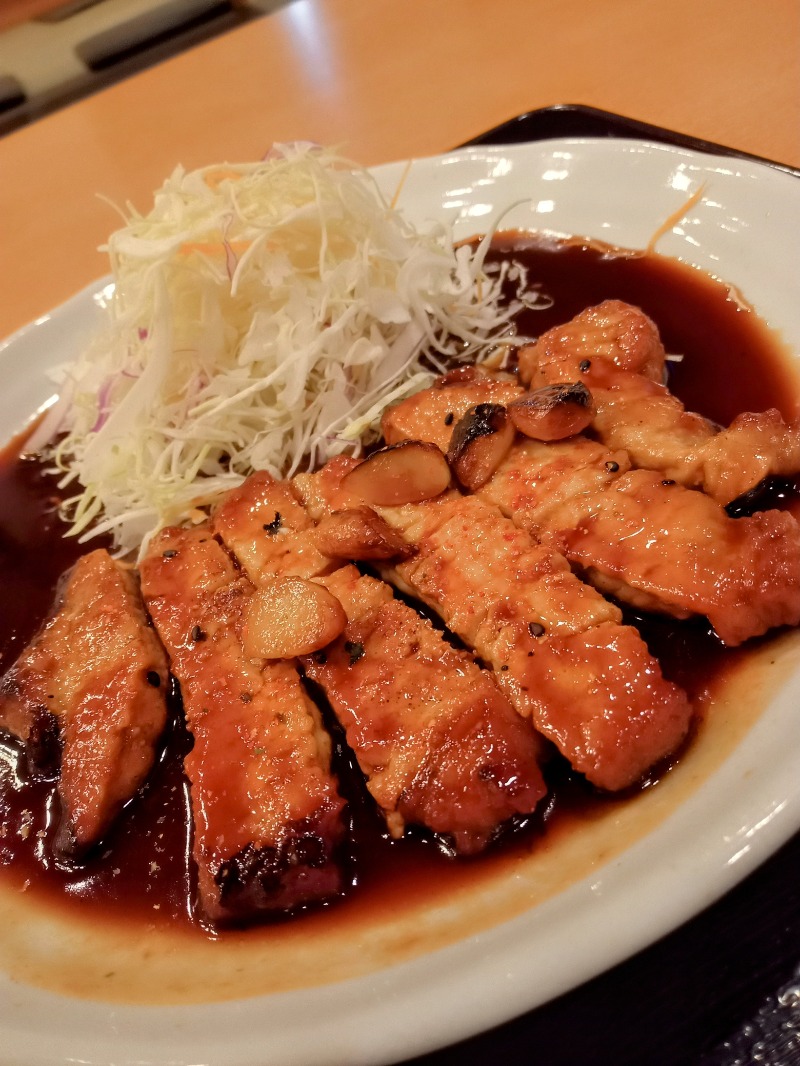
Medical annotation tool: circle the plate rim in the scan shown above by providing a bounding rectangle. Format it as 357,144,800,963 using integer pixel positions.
1,135,800,1066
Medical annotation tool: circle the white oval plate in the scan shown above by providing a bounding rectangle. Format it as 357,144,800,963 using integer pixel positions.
1,139,800,1066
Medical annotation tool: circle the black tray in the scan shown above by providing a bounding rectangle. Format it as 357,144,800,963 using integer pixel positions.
399,105,800,1066
459,102,800,179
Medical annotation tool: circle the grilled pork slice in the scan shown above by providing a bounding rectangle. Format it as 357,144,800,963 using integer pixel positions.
382,366,522,452
213,471,337,580
304,566,547,853
214,470,409,577
384,374,800,646
297,460,693,792
139,525,346,923
382,366,522,448
485,440,800,646
213,473,546,850
516,300,800,504
0,549,168,852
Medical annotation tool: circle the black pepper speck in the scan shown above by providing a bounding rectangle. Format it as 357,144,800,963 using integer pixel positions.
345,641,365,665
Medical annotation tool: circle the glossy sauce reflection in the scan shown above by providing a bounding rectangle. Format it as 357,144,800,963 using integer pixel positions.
1,234,798,937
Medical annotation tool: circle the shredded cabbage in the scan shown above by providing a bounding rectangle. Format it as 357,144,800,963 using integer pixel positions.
46,143,518,556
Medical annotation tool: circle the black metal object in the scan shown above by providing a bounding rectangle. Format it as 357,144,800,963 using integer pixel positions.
0,1,260,139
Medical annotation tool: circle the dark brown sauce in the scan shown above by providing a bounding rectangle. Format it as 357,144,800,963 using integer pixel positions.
492,232,800,424
1,234,798,936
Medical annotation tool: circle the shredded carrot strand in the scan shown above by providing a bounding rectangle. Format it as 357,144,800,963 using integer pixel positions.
203,168,243,190
646,183,706,254
390,159,413,210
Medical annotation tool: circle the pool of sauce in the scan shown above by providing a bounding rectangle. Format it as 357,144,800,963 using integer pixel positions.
491,232,800,425
1,233,798,937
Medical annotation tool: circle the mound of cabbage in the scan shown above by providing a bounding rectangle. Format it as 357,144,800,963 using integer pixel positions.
46,144,517,555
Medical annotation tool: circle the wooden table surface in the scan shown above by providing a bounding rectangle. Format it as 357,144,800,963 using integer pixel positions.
1,0,798,342
0,1,799,1063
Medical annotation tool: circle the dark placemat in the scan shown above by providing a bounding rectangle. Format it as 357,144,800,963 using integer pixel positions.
396,105,800,1066
402,828,800,1066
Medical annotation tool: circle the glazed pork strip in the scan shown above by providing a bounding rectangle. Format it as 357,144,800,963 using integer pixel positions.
516,299,800,505
139,525,346,923
212,471,338,581
487,440,800,647
382,372,800,646
213,473,547,853
296,459,693,793
308,566,547,853
380,366,522,446
0,549,169,853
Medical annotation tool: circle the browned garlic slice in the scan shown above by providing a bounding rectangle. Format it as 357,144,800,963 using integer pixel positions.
244,576,347,659
342,441,451,506
508,382,594,441
447,403,515,490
